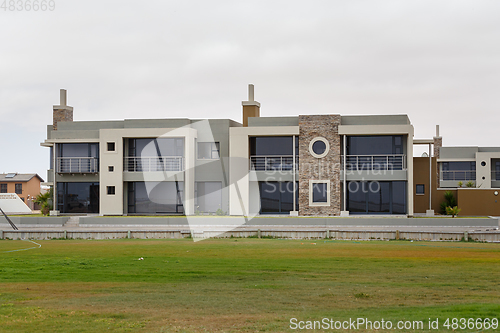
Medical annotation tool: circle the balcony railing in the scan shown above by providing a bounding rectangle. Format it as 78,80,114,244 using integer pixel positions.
57,157,99,173
440,170,476,181
124,156,184,172
343,155,406,171
250,155,298,171
492,171,500,181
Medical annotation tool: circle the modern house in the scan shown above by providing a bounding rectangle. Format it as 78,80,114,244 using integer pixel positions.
41,87,499,217
0,173,44,208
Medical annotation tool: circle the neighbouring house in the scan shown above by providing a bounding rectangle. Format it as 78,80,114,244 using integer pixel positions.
0,173,44,210
41,87,499,216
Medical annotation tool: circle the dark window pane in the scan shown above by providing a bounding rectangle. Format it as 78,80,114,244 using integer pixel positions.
107,142,115,151
260,182,280,213
0,184,6,193
312,141,326,155
416,184,425,194
347,181,366,213
312,183,327,203
107,186,115,195
347,136,394,155
368,182,390,213
392,181,406,214
280,182,295,212
57,182,99,213
250,137,293,156
15,184,22,194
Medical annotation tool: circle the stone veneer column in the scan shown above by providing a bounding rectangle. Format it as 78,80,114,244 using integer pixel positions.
298,115,341,216
53,89,73,130
433,136,442,159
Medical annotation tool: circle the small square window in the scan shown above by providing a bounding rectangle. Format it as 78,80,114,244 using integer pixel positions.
107,186,116,195
107,142,115,152
416,184,425,195
309,180,330,206
108,166,114,172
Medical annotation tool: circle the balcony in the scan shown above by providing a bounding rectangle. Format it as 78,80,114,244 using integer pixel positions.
57,157,99,173
343,155,406,171
250,156,298,171
124,156,184,172
440,170,476,181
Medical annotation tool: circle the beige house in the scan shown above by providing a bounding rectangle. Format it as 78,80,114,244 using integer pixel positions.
0,173,44,208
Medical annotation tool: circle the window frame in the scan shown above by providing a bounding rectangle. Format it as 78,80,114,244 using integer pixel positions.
309,180,330,206
107,186,116,195
416,184,425,195
0,183,7,193
197,142,220,160
107,142,116,152
15,183,22,195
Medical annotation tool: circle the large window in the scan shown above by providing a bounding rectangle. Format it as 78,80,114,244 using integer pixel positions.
441,162,476,181
0,184,7,193
347,181,406,214
57,182,99,213
128,181,184,214
57,143,99,173
126,138,185,172
195,182,222,213
346,136,403,155
128,138,184,157
15,183,22,194
197,142,220,160
250,137,299,171
250,136,298,156
259,181,298,214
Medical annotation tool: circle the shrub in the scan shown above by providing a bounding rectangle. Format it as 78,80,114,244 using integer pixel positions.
440,191,457,215
466,181,475,188
445,206,461,217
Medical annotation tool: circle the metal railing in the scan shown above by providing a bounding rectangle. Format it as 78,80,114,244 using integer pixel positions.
343,155,406,171
250,155,298,171
124,156,184,172
492,171,500,181
440,170,476,181
57,157,99,173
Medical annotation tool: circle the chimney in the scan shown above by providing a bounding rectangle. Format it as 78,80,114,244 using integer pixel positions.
242,84,260,127
53,89,73,130
433,124,442,158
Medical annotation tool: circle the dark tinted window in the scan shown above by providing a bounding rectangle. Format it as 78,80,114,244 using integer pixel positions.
312,141,326,155
312,183,327,203
442,162,475,171
250,137,297,156
347,136,403,155
107,142,115,152
416,184,425,194
57,182,99,213
15,183,22,194
107,186,115,195
259,182,298,214
0,184,6,193
347,181,406,214
58,143,99,158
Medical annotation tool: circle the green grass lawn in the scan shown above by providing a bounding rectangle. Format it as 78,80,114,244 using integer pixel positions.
0,238,499,332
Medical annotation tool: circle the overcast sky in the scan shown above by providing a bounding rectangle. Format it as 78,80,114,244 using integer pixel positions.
1,0,499,181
